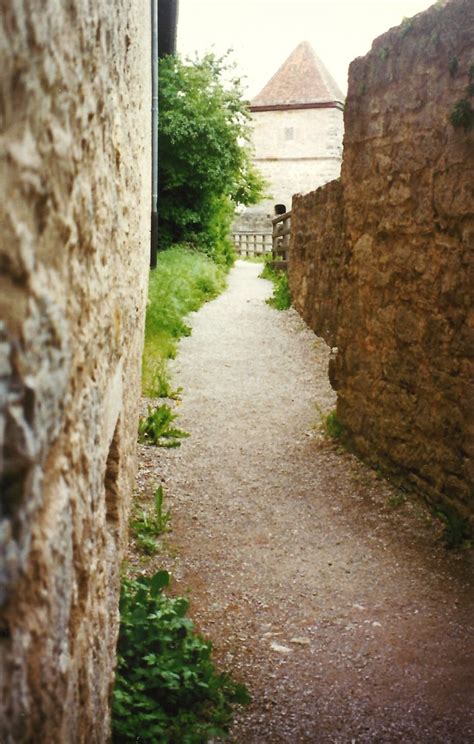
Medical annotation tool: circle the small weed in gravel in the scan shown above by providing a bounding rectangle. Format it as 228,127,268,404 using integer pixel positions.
131,486,171,555
324,410,345,440
138,404,190,448
387,492,407,509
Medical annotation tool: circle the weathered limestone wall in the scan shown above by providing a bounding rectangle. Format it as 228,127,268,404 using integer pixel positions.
289,0,474,524
0,3,150,742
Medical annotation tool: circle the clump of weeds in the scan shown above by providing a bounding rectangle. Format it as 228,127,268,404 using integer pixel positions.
324,410,345,440
138,404,189,448
131,486,171,556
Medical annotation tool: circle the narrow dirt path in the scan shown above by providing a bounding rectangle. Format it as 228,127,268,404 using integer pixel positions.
138,261,473,743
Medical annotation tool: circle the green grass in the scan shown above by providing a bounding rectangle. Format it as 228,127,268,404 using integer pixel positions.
143,246,227,396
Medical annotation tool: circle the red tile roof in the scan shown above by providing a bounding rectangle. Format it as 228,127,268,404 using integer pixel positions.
251,41,344,110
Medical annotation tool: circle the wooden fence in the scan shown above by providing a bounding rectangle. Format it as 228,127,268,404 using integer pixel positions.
271,210,291,272
232,212,292,271
232,232,273,258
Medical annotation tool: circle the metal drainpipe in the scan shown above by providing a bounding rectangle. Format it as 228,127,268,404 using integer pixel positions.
150,0,159,269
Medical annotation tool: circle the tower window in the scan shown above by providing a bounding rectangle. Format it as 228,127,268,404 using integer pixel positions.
284,127,294,140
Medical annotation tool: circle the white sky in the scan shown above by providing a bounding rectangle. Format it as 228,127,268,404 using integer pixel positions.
177,0,436,96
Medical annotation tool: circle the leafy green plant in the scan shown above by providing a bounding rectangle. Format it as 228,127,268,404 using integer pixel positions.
158,53,266,264
138,404,189,448
434,505,472,549
268,272,291,310
448,56,459,77
449,98,474,130
261,258,291,310
135,533,160,556
324,410,345,440
448,61,474,130
467,63,474,96
112,571,250,743
132,486,171,555
259,253,275,281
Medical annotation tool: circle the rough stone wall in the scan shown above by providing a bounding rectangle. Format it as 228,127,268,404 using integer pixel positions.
289,180,345,348
0,3,150,742
289,0,474,524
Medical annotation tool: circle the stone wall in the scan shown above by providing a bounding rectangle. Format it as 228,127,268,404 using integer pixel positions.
288,0,473,525
0,3,150,742
289,180,345,348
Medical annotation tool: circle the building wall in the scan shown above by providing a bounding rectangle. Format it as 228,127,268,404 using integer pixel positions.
252,107,343,160
234,106,343,233
288,0,473,526
0,2,150,741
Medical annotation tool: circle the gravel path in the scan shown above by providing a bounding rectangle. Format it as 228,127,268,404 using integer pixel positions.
137,261,474,743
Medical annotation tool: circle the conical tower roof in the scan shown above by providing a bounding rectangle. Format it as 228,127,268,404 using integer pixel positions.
250,41,344,111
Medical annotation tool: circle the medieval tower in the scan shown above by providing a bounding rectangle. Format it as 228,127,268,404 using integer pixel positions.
234,41,345,239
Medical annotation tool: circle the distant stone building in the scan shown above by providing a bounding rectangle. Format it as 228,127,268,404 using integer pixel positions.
233,41,345,244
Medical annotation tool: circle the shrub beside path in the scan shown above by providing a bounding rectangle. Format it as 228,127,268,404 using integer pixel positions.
138,261,473,743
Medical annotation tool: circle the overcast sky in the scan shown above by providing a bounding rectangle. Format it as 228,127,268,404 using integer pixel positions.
177,0,436,96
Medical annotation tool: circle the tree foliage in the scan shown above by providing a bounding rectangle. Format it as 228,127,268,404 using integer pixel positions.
158,53,265,264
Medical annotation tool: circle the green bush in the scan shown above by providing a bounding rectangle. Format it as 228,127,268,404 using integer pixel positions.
158,53,265,262
142,247,227,396
112,571,250,743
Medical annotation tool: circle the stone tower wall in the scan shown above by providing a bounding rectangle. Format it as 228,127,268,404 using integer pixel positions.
0,2,150,741
235,106,343,233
